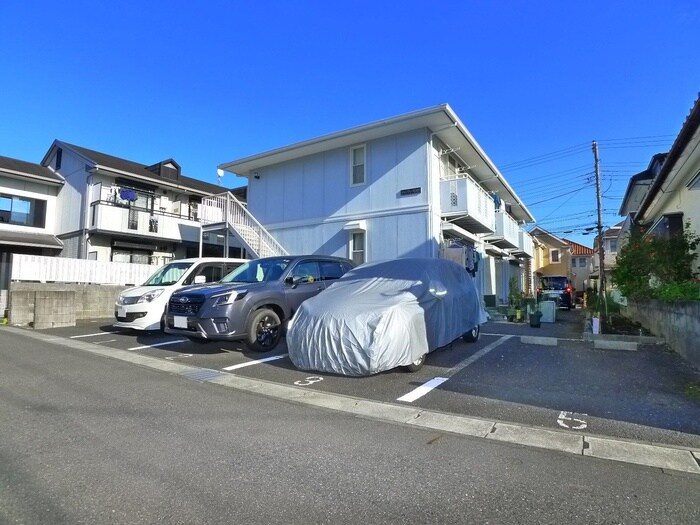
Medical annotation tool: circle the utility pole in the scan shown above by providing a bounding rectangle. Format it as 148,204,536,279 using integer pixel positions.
592,141,606,314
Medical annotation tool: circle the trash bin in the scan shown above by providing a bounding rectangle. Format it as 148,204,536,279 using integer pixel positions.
529,311,542,327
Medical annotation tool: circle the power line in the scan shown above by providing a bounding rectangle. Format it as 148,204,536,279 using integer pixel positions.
500,135,674,173
499,142,590,170
525,182,595,206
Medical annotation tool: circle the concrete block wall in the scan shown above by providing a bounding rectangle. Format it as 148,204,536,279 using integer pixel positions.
8,291,35,326
622,299,700,368
9,283,127,327
34,291,76,329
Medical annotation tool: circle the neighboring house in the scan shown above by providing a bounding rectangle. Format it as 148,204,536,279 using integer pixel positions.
619,95,700,272
564,239,595,298
591,221,623,290
217,104,536,306
40,141,247,264
530,227,574,288
0,155,65,314
618,153,667,246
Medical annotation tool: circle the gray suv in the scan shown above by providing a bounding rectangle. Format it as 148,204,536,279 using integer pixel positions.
165,255,354,351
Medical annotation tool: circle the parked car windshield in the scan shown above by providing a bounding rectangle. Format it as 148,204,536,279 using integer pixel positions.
540,276,568,290
143,261,193,286
220,258,291,283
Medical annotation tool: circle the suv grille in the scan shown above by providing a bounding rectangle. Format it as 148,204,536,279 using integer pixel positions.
169,294,206,315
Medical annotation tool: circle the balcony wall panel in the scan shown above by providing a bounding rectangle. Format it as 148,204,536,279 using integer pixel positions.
89,203,201,243
439,176,495,233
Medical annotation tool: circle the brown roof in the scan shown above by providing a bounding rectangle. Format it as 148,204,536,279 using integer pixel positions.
564,239,595,255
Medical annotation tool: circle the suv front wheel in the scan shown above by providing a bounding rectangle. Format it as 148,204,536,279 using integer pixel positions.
245,308,282,352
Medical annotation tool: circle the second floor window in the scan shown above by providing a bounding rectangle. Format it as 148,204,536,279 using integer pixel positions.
608,239,618,253
0,193,47,228
550,249,560,263
351,145,366,186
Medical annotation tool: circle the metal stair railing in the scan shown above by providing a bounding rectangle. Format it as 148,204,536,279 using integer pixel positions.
199,192,288,258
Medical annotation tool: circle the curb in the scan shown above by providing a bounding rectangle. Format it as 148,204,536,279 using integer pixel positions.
6,326,700,476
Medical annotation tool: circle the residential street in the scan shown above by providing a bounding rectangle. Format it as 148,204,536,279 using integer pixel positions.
1,325,699,524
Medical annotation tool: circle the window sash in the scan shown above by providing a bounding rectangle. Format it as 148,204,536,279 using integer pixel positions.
351,232,365,265
351,146,365,185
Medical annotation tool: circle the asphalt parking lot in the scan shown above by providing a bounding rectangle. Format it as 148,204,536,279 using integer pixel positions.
16,308,700,451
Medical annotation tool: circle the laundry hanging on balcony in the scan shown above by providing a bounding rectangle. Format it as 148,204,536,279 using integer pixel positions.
119,188,138,202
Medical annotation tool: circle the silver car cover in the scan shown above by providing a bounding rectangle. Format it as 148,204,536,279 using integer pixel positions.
287,257,488,376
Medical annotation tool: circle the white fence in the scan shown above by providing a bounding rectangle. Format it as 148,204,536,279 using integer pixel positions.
10,254,159,286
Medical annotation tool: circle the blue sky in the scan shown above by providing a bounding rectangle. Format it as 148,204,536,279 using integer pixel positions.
2,1,699,247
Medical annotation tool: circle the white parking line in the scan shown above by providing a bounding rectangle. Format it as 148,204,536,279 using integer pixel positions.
128,340,187,351
446,335,513,374
397,335,513,403
397,377,449,403
71,331,122,338
222,354,288,371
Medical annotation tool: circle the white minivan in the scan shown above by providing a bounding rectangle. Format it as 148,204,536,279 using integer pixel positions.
114,257,247,331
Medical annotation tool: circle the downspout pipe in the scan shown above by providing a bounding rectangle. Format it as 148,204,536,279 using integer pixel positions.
82,171,95,259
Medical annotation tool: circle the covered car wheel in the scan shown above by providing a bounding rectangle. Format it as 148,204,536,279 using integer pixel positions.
462,325,480,343
245,308,282,352
406,354,426,372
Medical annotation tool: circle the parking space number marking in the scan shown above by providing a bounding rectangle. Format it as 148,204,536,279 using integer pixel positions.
557,411,587,430
295,376,324,386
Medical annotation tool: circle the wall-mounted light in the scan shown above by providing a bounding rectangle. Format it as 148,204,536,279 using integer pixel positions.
253,171,260,180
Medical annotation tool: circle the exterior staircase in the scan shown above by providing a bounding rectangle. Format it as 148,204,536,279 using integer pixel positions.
199,192,288,258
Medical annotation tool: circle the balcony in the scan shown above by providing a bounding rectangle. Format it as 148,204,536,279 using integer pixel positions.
439,175,496,234
88,202,201,243
484,210,519,249
511,227,534,257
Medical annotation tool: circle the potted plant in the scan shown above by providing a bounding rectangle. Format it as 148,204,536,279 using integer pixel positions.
525,294,542,327
529,307,542,327
507,277,522,322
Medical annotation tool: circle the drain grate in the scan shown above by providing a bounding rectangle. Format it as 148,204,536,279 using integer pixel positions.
182,368,226,382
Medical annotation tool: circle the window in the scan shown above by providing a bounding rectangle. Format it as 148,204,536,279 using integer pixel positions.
291,261,321,284
319,260,347,281
128,208,138,230
688,170,700,190
350,145,366,185
55,148,62,170
608,239,618,253
550,249,560,263
351,231,366,265
0,193,47,227
579,257,587,268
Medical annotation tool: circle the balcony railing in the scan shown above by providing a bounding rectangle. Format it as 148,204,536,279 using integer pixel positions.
88,202,201,243
199,192,287,258
485,210,519,249
439,175,496,233
512,227,534,257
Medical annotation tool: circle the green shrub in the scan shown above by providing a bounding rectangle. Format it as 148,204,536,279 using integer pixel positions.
655,280,700,301
611,223,699,301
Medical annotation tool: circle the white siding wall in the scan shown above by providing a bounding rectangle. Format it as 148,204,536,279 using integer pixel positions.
246,129,435,260
54,148,89,234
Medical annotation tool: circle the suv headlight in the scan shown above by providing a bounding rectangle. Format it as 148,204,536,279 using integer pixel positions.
212,289,247,307
137,289,164,303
